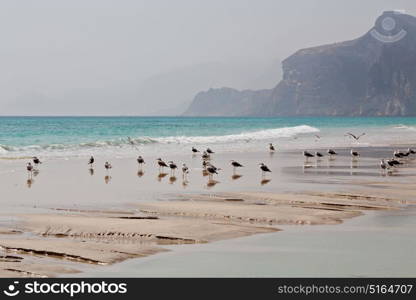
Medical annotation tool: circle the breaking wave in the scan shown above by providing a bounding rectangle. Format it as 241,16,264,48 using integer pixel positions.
0,125,319,155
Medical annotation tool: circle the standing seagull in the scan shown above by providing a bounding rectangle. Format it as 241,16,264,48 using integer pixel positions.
259,163,271,177
88,156,95,168
26,162,34,178
315,151,324,158
345,132,366,141
167,161,178,176
303,151,314,161
192,147,199,154
157,158,168,172
182,163,189,179
33,157,42,167
350,149,360,159
230,160,244,173
137,156,145,168
269,143,275,152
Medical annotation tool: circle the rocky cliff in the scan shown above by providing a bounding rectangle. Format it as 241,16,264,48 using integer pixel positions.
184,11,416,116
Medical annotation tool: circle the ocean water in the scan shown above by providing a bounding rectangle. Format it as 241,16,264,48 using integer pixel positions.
1,116,416,158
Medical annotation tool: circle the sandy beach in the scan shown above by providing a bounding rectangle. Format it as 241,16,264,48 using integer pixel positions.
1,145,416,277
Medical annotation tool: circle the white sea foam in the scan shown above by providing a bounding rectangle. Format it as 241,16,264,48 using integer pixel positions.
0,125,319,157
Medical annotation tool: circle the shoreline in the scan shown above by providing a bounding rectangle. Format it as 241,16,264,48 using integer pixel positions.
1,145,416,277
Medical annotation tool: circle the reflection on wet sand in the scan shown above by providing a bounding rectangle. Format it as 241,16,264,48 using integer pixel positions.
89,168,94,176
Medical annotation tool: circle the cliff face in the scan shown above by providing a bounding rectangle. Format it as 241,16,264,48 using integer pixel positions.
184,11,416,116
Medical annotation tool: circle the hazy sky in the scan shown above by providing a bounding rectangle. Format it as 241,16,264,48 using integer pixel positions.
1,0,415,115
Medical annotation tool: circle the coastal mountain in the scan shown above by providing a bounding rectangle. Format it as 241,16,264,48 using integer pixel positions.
184,11,416,117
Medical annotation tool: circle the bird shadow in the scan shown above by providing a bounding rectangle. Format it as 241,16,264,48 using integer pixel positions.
260,179,271,186
183,179,190,188
104,175,112,184
157,173,168,182
231,174,243,181
169,176,177,184
137,170,144,178
88,168,95,176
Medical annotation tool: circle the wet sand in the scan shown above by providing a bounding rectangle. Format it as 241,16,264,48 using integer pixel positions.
1,146,416,277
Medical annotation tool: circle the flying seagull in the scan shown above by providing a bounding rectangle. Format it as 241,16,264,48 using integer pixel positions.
345,132,366,141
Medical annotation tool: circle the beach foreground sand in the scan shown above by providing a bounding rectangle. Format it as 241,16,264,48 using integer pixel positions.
1,146,416,277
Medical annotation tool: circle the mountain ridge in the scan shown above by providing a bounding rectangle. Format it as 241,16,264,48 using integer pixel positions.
184,11,416,117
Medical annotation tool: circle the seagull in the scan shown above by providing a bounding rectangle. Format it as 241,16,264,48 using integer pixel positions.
407,148,416,154
192,147,199,153
26,162,33,177
202,160,208,169
137,156,145,167
206,148,214,154
269,143,275,152
327,149,337,156
182,163,189,178
259,163,271,177
167,161,178,175
33,156,42,166
206,163,218,179
104,162,112,171
315,151,324,158
303,151,314,160
314,134,321,140
157,158,168,172
345,132,366,141
202,151,210,160
88,156,95,167
350,149,360,158
230,160,244,173
387,158,401,167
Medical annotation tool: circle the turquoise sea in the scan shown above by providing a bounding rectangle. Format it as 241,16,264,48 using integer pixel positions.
1,116,416,157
